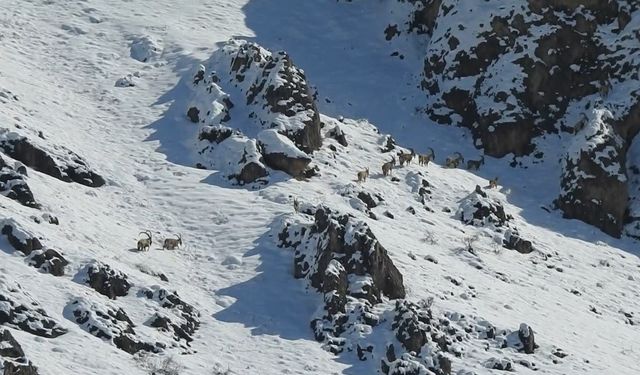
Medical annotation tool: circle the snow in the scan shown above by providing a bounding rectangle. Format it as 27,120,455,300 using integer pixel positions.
0,1,638,375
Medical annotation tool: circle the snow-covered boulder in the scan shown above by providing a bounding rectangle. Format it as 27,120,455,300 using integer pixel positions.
0,131,105,187
1,219,43,255
258,129,311,178
0,276,67,338
130,36,162,63
140,286,200,347
0,155,38,208
27,249,69,276
79,261,132,300
198,134,268,185
457,185,510,228
65,297,162,354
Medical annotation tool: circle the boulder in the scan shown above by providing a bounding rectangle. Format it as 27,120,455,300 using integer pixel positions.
258,130,311,178
1,221,42,255
28,249,69,276
0,133,104,187
81,262,131,299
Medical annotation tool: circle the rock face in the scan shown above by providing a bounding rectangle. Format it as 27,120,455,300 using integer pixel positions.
81,262,132,299
558,109,629,237
390,0,640,236
0,276,67,338
186,40,322,184
0,131,105,187
65,297,162,354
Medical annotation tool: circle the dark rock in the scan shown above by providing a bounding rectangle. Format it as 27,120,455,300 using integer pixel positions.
381,135,396,153
82,262,131,299
1,223,42,255
0,329,24,358
28,249,69,276
457,186,510,227
383,211,395,219
328,126,348,147
502,229,534,254
357,191,379,209
261,152,311,178
2,361,39,375
140,287,201,346
0,156,38,208
65,297,162,354
0,136,104,187
198,126,235,144
235,161,268,185
0,278,67,338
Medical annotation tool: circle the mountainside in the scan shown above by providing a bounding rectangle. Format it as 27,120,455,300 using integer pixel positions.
0,1,639,375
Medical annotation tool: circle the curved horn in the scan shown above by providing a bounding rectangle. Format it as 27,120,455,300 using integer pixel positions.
428,147,435,157
175,233,181,241
139,231,151,240
454,152,462,158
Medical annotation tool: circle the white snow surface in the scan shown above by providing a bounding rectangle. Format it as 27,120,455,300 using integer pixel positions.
0,1,638,375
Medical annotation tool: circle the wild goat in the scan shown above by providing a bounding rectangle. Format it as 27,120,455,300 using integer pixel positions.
163,234,182,250
382,157,396,177
466,156,485,171
398,149,415,166
489,177,499,189
445,152,464,168
599,79,612,98
293,197,300,213
137,230,152,251
357,168,369,183
418,148,435,166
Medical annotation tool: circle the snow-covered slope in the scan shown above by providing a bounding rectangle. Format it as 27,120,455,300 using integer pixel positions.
0,1,639,375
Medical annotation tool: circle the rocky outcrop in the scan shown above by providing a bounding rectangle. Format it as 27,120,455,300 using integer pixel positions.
558,109,629,237
140,286,200,348
65,297,163,354
186,40,323,184
27,249,69,276
0,131,105,187
0,329,39,375
0,277,67,338
80,262,132,300
0,155,38,208
280,206,405,305
1,220,42,255
457,185,511,227
389,0,640,236
258,130,311,178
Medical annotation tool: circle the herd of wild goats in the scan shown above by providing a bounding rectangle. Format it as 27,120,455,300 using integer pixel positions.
136,230,182,251
356,148,499,188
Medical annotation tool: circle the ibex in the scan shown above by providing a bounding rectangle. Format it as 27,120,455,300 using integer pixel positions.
398,149,415,166
293,197,300,213
163,234,182,250
466,156,485,171
137,231,152,251
418,148,435,166
599,79,612,98
489,177,499,189
445,152,464,168
357,168,369,183
382,157,396,177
